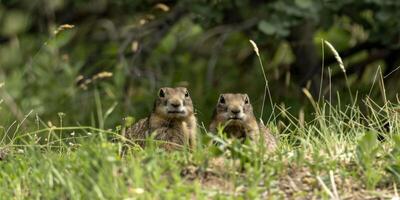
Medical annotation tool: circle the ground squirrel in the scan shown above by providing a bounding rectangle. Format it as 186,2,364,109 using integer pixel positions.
125,87,197,150
209,93,277,151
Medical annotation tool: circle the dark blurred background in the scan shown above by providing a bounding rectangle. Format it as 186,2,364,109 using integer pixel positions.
0,0,400,128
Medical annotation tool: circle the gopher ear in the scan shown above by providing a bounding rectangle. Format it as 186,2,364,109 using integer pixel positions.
243,94,250,104
218,94,225,104
158,88,165,98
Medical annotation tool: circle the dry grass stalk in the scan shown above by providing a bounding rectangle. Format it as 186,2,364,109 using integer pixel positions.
249,40,260,57
92,71,113,80
394,182,399,200
76,71,113,90
154,3,170,12
324,40,345,73
384,65,400,79
131,41,139,52
324,40,354,102
302,88,318,112
317,175,336,199
330,170,340,200
54,24,75,35
248,39,274,121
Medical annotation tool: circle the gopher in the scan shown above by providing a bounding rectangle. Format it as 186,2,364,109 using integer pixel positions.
209,93,277,151
125,87,197,150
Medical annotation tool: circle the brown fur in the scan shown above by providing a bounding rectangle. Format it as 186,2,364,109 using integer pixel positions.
209,93,277,151
126,87,197,150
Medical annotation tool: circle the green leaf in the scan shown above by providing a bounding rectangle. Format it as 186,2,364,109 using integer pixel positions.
258,21,277,35
356,132,381,189
295,0,313,9
1,10,29,36
357,132,378,154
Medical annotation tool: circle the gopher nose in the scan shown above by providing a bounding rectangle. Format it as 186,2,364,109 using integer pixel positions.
230,108,241,114
170,101,182,108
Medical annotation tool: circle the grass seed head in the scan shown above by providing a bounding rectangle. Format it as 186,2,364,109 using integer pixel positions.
54,24,75,35
249,40,260,57
154,3,170,12
324,40,345,73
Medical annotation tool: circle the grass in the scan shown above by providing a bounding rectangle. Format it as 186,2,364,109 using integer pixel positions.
1,97,400,199
1,34,399,198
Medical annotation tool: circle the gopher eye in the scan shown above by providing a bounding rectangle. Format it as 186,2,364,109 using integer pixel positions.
185,91,189,98
244,97,249,104
159,89,165,98
219,96,225,104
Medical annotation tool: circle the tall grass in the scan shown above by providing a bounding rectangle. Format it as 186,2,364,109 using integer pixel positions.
1,85,400,198
1,36,400,198
249,40,275,124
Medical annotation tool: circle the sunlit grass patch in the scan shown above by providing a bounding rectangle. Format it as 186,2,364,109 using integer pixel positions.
1,98,399,199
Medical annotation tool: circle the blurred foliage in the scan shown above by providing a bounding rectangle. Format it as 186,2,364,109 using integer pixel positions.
0,0,400,128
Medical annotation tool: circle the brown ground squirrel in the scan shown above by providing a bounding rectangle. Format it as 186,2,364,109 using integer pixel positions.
209,93,277,151
125,87,197,150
